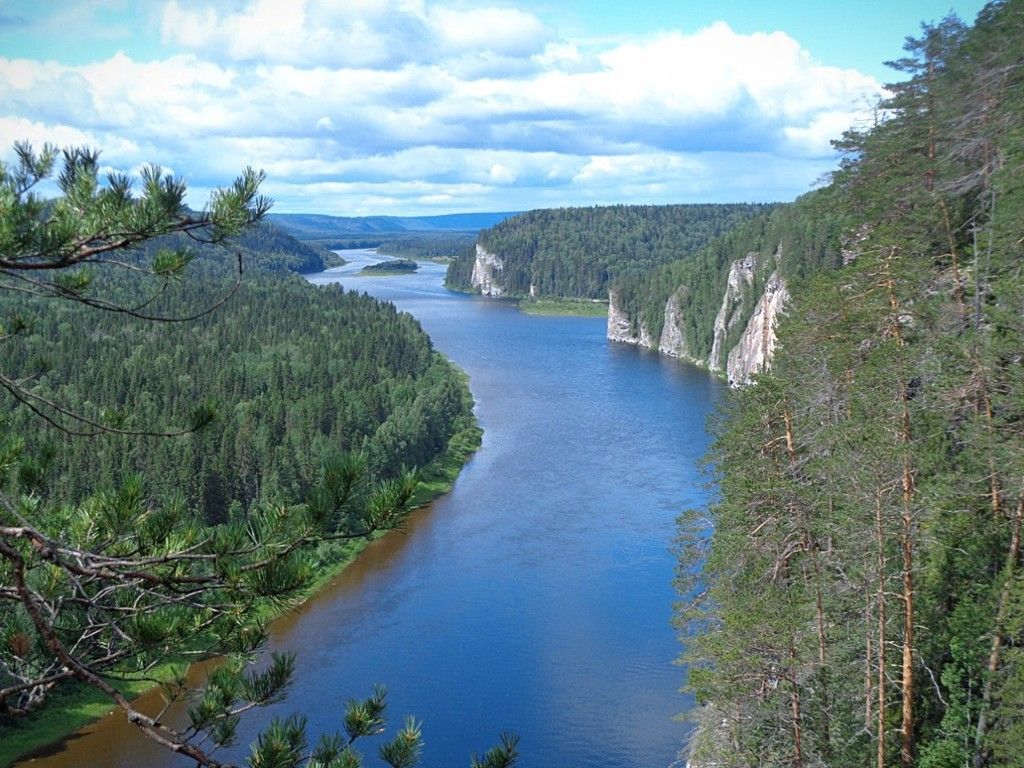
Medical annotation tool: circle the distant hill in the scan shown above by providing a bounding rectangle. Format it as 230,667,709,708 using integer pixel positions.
268,212,519,239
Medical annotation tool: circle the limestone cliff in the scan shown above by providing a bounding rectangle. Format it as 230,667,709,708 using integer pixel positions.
470,243,505,296
708,253,756,372
607,291,654,347
658,289,692,360
606,250,789,385
725,270,788,385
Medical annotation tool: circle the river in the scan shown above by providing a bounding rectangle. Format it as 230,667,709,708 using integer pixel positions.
15,250,723,768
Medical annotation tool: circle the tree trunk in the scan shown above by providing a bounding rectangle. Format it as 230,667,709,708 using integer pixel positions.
783,406,832,757
900,489,915,768
866,594,874,732
972,492,1024,767
884,254,916,768
877,495,888,768
790,643,804,768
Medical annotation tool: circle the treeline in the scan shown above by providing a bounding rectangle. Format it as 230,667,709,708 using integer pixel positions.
286,232,476,262
678,4,1024,768
376,231,477,261
614,192,847,364
2,272,474,524
129,219,336,275
445,203,774,298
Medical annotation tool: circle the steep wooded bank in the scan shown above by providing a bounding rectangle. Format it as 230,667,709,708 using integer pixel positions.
2,216,472,522
444,204,774,300
610,193,847,382
677,3,1024,767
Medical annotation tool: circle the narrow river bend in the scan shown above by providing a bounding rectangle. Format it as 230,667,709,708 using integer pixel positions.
18,250,723,768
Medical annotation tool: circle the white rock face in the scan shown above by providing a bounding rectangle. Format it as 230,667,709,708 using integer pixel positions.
606,249,788,382
709,253,757,371
607,290,641,343
470,243,505,296
658,289,691,359
608,291,655,347
725,270,789,385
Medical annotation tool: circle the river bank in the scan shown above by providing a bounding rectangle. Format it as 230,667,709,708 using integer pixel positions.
5,401,482,767
19,251,720,768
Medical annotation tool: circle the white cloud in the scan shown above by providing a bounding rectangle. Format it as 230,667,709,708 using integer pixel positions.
430,6,547,55
0,116,98,151
160,0,548,69
0,2,885,213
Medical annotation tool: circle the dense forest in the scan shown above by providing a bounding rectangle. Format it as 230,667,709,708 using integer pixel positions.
2,274,471,522
132,218,338,275
0,213,470,521
0,153,485,766
444,203,775,299
376,232,477,261
677,3,1024,768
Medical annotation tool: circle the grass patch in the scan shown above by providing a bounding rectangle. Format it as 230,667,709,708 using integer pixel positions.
1,669,177,765
518,297,609,317
4,375,482,767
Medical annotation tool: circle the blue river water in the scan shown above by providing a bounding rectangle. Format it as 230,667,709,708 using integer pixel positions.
16,251,723,768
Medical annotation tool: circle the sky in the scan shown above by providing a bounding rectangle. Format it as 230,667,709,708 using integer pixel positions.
0,0,989,216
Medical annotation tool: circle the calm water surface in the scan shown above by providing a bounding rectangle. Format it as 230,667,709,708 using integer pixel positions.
16,251,723,768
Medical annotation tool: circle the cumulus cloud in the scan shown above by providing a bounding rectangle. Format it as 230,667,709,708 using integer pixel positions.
160,0,549,70
0,0,884,213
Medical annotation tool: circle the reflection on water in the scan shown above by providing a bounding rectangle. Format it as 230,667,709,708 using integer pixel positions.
17,251,723,768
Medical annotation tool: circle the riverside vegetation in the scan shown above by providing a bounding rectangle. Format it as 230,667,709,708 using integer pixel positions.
3,1,1023,766
0,146,514,767
675,3,1024,767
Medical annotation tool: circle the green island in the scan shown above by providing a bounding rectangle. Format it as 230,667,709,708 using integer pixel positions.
359,258,419,275
517,296,609,317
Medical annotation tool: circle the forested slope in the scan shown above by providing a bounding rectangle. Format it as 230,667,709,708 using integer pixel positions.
3,274,473,522
0,207,467,522
609,192,847,375
678,3,1024,767
444,203,774,299
0,155,485,764
134,218,336,275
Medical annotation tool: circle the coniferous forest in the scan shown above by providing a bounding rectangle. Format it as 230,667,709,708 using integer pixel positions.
677,3,1024,766
0,154,488,766
445,203,774,298
3,2,1024,768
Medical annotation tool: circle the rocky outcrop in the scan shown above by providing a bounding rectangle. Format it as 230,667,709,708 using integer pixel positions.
684,703,735,768
606,250,789,385
607,291,653,346
708,253,756,372
658,289,692,360
470,243,505,296
725,270,789,385
841,222,872,266
606,291,635,343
